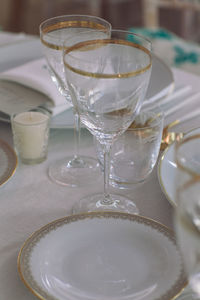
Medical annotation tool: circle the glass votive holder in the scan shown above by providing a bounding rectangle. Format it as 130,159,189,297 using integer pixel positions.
94,110,164,189
11,111,50,165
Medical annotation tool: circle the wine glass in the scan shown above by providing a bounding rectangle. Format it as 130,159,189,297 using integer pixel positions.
39,15,111,187
174,132,200,299
63,29,152,213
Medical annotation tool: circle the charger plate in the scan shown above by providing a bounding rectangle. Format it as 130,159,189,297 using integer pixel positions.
0,139,17,186
18,212,187,300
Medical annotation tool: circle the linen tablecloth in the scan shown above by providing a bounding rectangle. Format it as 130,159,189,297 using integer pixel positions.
0,30,200,299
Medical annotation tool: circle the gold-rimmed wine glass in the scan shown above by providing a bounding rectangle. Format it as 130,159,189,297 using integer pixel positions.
63,29,152,213
39,15,111,187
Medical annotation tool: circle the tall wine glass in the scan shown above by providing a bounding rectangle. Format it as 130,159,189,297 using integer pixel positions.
63,30,152,213
174,132,200,299
39,15,111,187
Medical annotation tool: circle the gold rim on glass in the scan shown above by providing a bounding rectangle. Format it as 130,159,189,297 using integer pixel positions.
64,39,152,79
40,19,110,50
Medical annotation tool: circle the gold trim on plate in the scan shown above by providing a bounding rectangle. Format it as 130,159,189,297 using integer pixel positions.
175,133,200,178
0,139,17,186
158,144,176,207
18,212,187,300
158,128,200,207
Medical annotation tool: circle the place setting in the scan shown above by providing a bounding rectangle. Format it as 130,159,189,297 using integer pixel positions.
1,13,200,300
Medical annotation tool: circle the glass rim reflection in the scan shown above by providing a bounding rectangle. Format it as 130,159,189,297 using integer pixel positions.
64,37,152,79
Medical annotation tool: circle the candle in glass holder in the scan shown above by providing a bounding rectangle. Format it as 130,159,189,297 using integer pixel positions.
11,111,50,164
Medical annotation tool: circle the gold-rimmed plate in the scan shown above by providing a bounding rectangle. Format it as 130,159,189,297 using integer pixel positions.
158,141,177,207
158,127,200,206
18,212,187,300
0,139,17,186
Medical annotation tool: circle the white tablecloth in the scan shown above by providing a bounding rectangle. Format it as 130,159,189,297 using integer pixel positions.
0,32,200,299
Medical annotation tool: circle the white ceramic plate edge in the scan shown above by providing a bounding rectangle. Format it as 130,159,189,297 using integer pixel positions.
0,139,18,187
18,212,187,300
158,127,200,207
157,144,176,207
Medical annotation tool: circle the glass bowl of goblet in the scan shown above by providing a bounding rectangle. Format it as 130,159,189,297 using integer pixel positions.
63,29,152,213
39,15,111,187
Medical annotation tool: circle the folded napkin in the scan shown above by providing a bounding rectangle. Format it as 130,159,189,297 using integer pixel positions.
0,58,71,116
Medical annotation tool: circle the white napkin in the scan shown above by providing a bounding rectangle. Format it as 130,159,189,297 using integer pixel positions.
0,58,71,116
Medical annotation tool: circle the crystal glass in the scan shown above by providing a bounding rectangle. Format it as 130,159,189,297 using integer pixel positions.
174,132,200,299
39,15,111,186
63,30,152,213
94,110,164,189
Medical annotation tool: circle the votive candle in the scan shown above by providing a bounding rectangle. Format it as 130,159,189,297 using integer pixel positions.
11,111,50,164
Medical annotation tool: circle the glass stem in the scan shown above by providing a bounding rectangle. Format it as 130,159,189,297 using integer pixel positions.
73,109,81,161
102,143,114,206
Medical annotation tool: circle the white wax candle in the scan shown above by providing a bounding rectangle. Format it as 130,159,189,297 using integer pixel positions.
12,111,49,162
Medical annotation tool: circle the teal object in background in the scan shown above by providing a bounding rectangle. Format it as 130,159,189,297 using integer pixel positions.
129,27,173,40
129,27,200,75
174,45,199,65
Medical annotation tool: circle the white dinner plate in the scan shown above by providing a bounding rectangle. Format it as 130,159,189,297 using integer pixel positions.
18,212,187,300
158,127,200,206
0,38,174,128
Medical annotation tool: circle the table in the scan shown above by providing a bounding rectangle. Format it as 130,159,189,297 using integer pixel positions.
0,32,200,299
0,124,174,300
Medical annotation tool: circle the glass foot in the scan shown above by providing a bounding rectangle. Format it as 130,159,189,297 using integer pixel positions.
48,155,101,187
72,193,139,214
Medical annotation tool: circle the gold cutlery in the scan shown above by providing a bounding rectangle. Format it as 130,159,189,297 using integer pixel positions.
161,120,184,151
